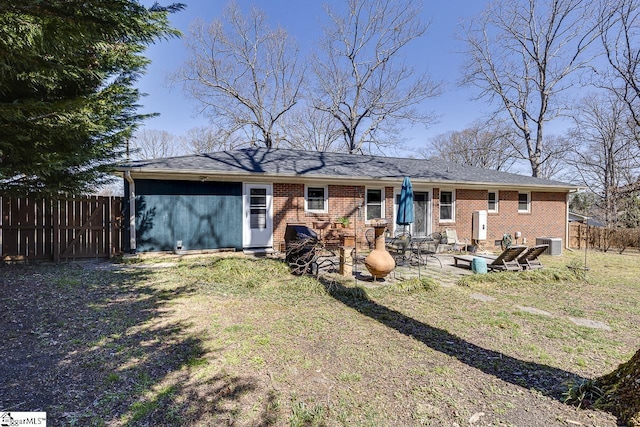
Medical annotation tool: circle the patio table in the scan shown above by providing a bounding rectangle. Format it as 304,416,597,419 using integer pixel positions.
408,237,442,268
385,235,411,265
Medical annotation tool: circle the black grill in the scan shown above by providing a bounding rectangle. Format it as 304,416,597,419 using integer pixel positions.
284,224,318,265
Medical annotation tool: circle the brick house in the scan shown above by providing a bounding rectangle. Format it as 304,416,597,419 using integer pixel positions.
117,148,577,253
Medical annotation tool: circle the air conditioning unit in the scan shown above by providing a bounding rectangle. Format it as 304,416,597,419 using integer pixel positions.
535,237,562,256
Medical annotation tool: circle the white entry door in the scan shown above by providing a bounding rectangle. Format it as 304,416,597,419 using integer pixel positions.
243,183,273,248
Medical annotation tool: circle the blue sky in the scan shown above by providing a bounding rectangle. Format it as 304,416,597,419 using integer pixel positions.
137,1,489,154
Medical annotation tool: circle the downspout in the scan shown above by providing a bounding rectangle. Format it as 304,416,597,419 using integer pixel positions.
566,190,577,250
566,192,570,250
124,171,137,253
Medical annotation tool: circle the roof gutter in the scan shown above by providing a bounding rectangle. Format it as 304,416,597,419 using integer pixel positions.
124,171,136,252
118,168,580,192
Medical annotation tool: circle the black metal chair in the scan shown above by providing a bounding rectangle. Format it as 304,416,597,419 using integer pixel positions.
385,231,412,265
364,227,376,250
408,236,442,268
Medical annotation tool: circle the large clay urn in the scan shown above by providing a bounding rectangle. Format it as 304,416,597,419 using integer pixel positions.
364,219,395,279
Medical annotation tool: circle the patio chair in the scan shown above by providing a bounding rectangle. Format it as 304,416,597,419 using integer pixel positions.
364,227,375,250
385,230,411,265
453,245,527,271
408,236,442,267
517,244,548,270
444,228,468,252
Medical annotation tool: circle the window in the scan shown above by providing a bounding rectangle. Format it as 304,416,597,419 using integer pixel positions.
439,190,454,221
518,192,530,213
305,186,327,213
488,191,499,213
366,189,384,221
250,188,267,229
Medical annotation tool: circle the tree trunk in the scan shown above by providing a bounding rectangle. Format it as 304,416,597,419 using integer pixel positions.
594,347,640,426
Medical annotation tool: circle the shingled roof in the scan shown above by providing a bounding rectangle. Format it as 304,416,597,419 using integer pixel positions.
118,148,576,190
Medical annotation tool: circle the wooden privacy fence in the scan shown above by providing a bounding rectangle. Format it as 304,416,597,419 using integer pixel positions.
1,195,124,262
569,222,640,252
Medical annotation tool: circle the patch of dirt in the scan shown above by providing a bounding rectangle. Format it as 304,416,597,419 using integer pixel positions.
0,261,204,425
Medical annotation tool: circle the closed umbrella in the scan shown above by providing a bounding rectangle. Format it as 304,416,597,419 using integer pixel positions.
396,176,414,233
396,176,415,272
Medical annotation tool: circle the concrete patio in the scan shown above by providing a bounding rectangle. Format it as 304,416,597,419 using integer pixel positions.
344,252,475,287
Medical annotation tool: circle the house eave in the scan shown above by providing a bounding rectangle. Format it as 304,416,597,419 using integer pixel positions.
116,167,579,193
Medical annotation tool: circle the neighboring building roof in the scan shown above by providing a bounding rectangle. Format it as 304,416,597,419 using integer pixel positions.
117,148,578,190
569,212,604,227
569,212,588,222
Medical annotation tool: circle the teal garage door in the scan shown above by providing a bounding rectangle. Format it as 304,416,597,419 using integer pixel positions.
131,179,242,252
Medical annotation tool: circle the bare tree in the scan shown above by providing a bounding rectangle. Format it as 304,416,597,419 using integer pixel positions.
180,125,244,154
599,0,640,131
461,0,600,177
534,134,576,180
311,0,441,154
130,129,182,160
422,121,519,171
94,180,124,197
177,2,304,148
568,93,640,226
284,105,342,152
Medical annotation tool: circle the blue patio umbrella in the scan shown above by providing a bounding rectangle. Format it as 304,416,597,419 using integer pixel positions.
396,176,414,232
397,176,417,275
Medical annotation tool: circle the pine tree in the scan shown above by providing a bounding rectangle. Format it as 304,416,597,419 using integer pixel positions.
0,1,184,195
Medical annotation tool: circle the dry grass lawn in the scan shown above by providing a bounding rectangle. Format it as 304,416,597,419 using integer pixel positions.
0,249,638,426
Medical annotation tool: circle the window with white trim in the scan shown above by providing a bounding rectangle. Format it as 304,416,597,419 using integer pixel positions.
366,188,384,221
305,185,328,213
518,192,530,213
488,191,499,213
439,190,455,221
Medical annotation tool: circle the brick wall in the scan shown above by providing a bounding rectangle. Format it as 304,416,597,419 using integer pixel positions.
272,183,368,249
384,187,394,220
273,182,305,246
433,188,566,249
436,188,486,242
272,182,567,250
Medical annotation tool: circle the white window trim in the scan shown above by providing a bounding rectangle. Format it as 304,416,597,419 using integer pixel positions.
305,185,328,213
518,192,531,213
439,189,455,222
365,187,385,223
393,189,401,234
488,190,499,213
392,188,408,234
